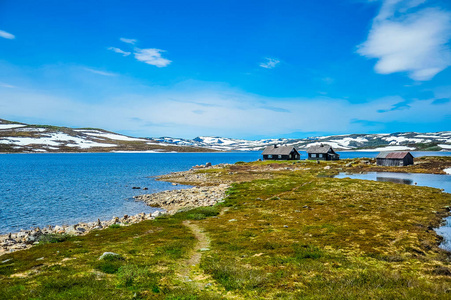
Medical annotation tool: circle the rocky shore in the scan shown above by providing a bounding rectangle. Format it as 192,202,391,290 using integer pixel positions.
134,184,229,214
0,210,167,256
0,164,230,257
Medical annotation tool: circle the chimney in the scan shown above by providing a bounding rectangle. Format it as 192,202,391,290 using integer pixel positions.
274,144,278,148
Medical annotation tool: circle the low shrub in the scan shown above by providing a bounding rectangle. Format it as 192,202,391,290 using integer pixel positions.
38,233,69,245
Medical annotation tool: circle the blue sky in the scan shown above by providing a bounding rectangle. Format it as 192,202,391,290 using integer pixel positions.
0,0,450,139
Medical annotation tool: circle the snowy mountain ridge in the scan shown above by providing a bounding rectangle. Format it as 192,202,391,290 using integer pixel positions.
1,118,450,152
150,132,451,152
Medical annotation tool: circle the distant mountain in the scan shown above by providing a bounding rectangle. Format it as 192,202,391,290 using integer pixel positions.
0,119,208,153
149,132,451,152
1,118,450,153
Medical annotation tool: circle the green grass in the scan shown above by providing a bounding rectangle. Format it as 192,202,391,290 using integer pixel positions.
1,157,451,299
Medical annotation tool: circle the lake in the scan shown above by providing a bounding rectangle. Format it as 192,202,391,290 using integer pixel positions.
0,151,449,235
335,172,451,251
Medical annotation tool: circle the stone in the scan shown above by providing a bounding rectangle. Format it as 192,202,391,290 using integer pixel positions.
98,252,120,260
65,225,77,235
228,219,237,222
324,166,331,170
205,162,212,167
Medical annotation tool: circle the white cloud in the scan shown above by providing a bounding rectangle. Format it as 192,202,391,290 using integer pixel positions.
0,30,15,39
1,83,449,138
84,68,117,77
107,47,131,56
134,48,172,67
358,0,451,81
259,58,280,69
120,37,137,44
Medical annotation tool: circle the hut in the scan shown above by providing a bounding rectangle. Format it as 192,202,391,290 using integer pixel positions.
262,145,300,160
306,144,339,160
376,152,414,166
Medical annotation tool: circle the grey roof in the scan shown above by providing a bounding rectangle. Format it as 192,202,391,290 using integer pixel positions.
376,151,412,159
262,145,298,155
306,144,334,154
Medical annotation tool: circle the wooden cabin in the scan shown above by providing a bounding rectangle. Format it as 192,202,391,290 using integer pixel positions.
262,145,300,160
306,144,339,160
376,151,414,166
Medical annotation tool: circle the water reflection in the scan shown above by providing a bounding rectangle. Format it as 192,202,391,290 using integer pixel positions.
376,177,413,185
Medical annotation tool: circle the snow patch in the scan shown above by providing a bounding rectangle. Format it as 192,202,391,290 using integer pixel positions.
0,133,117,149
357,146,415,152
0,124,26,130
80,131,147,142
438,144,451,150
444,168,451,175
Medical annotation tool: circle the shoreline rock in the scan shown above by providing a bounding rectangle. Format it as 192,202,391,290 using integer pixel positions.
134,184,229,214
0,210,164,256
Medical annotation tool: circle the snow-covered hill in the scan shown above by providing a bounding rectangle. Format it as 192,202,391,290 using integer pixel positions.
1,118,450,152
0,119,205,153
149,132,451,152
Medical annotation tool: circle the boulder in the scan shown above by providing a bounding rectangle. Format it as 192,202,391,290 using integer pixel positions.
98,252,120,260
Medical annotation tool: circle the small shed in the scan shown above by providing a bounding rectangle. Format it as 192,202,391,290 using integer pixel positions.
306,144,339,160
262,145,300,160
376,152,414,166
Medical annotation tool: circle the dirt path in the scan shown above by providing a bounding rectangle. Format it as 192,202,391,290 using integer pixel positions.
179,219,242,298
177,220,213,291
182,221,210,269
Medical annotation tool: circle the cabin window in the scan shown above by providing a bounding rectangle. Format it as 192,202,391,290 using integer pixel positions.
268,155,272,158
278,155,282,159
311,154,316,158
319,154,323,158
289,154,292,158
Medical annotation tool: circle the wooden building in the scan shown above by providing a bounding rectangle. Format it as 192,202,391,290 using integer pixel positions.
262,145,300,160
376,152,414,166
306,144,339,160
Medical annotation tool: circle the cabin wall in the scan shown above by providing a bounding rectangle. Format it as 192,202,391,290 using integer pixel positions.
403,156,414,166
308,153,339,160
377,158,404,166
263,154,290,160
263,153,300,160
308,153,326,160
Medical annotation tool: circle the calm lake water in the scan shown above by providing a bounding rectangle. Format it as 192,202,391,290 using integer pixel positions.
335,172,451,251
0,151,450,235
0,152,262,234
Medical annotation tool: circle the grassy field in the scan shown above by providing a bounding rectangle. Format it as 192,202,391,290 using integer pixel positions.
1,157,450,299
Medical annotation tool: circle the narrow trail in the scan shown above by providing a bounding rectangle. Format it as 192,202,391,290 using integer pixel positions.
178,220,213,290
180,216,241,299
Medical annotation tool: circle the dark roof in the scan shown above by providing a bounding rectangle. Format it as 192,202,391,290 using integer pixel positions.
306,144,334,154
262,145,297,155
376,151,412,159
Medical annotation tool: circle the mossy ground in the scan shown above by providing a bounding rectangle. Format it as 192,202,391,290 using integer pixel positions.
1,157,451,299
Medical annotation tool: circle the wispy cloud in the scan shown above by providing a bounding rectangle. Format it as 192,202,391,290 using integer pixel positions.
107,47,131,56
84,68,117,77
0,82,16,88
259,58,280,69
120,37,137,45
134,48,172,67
358,0,451,81
0,30,15,39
